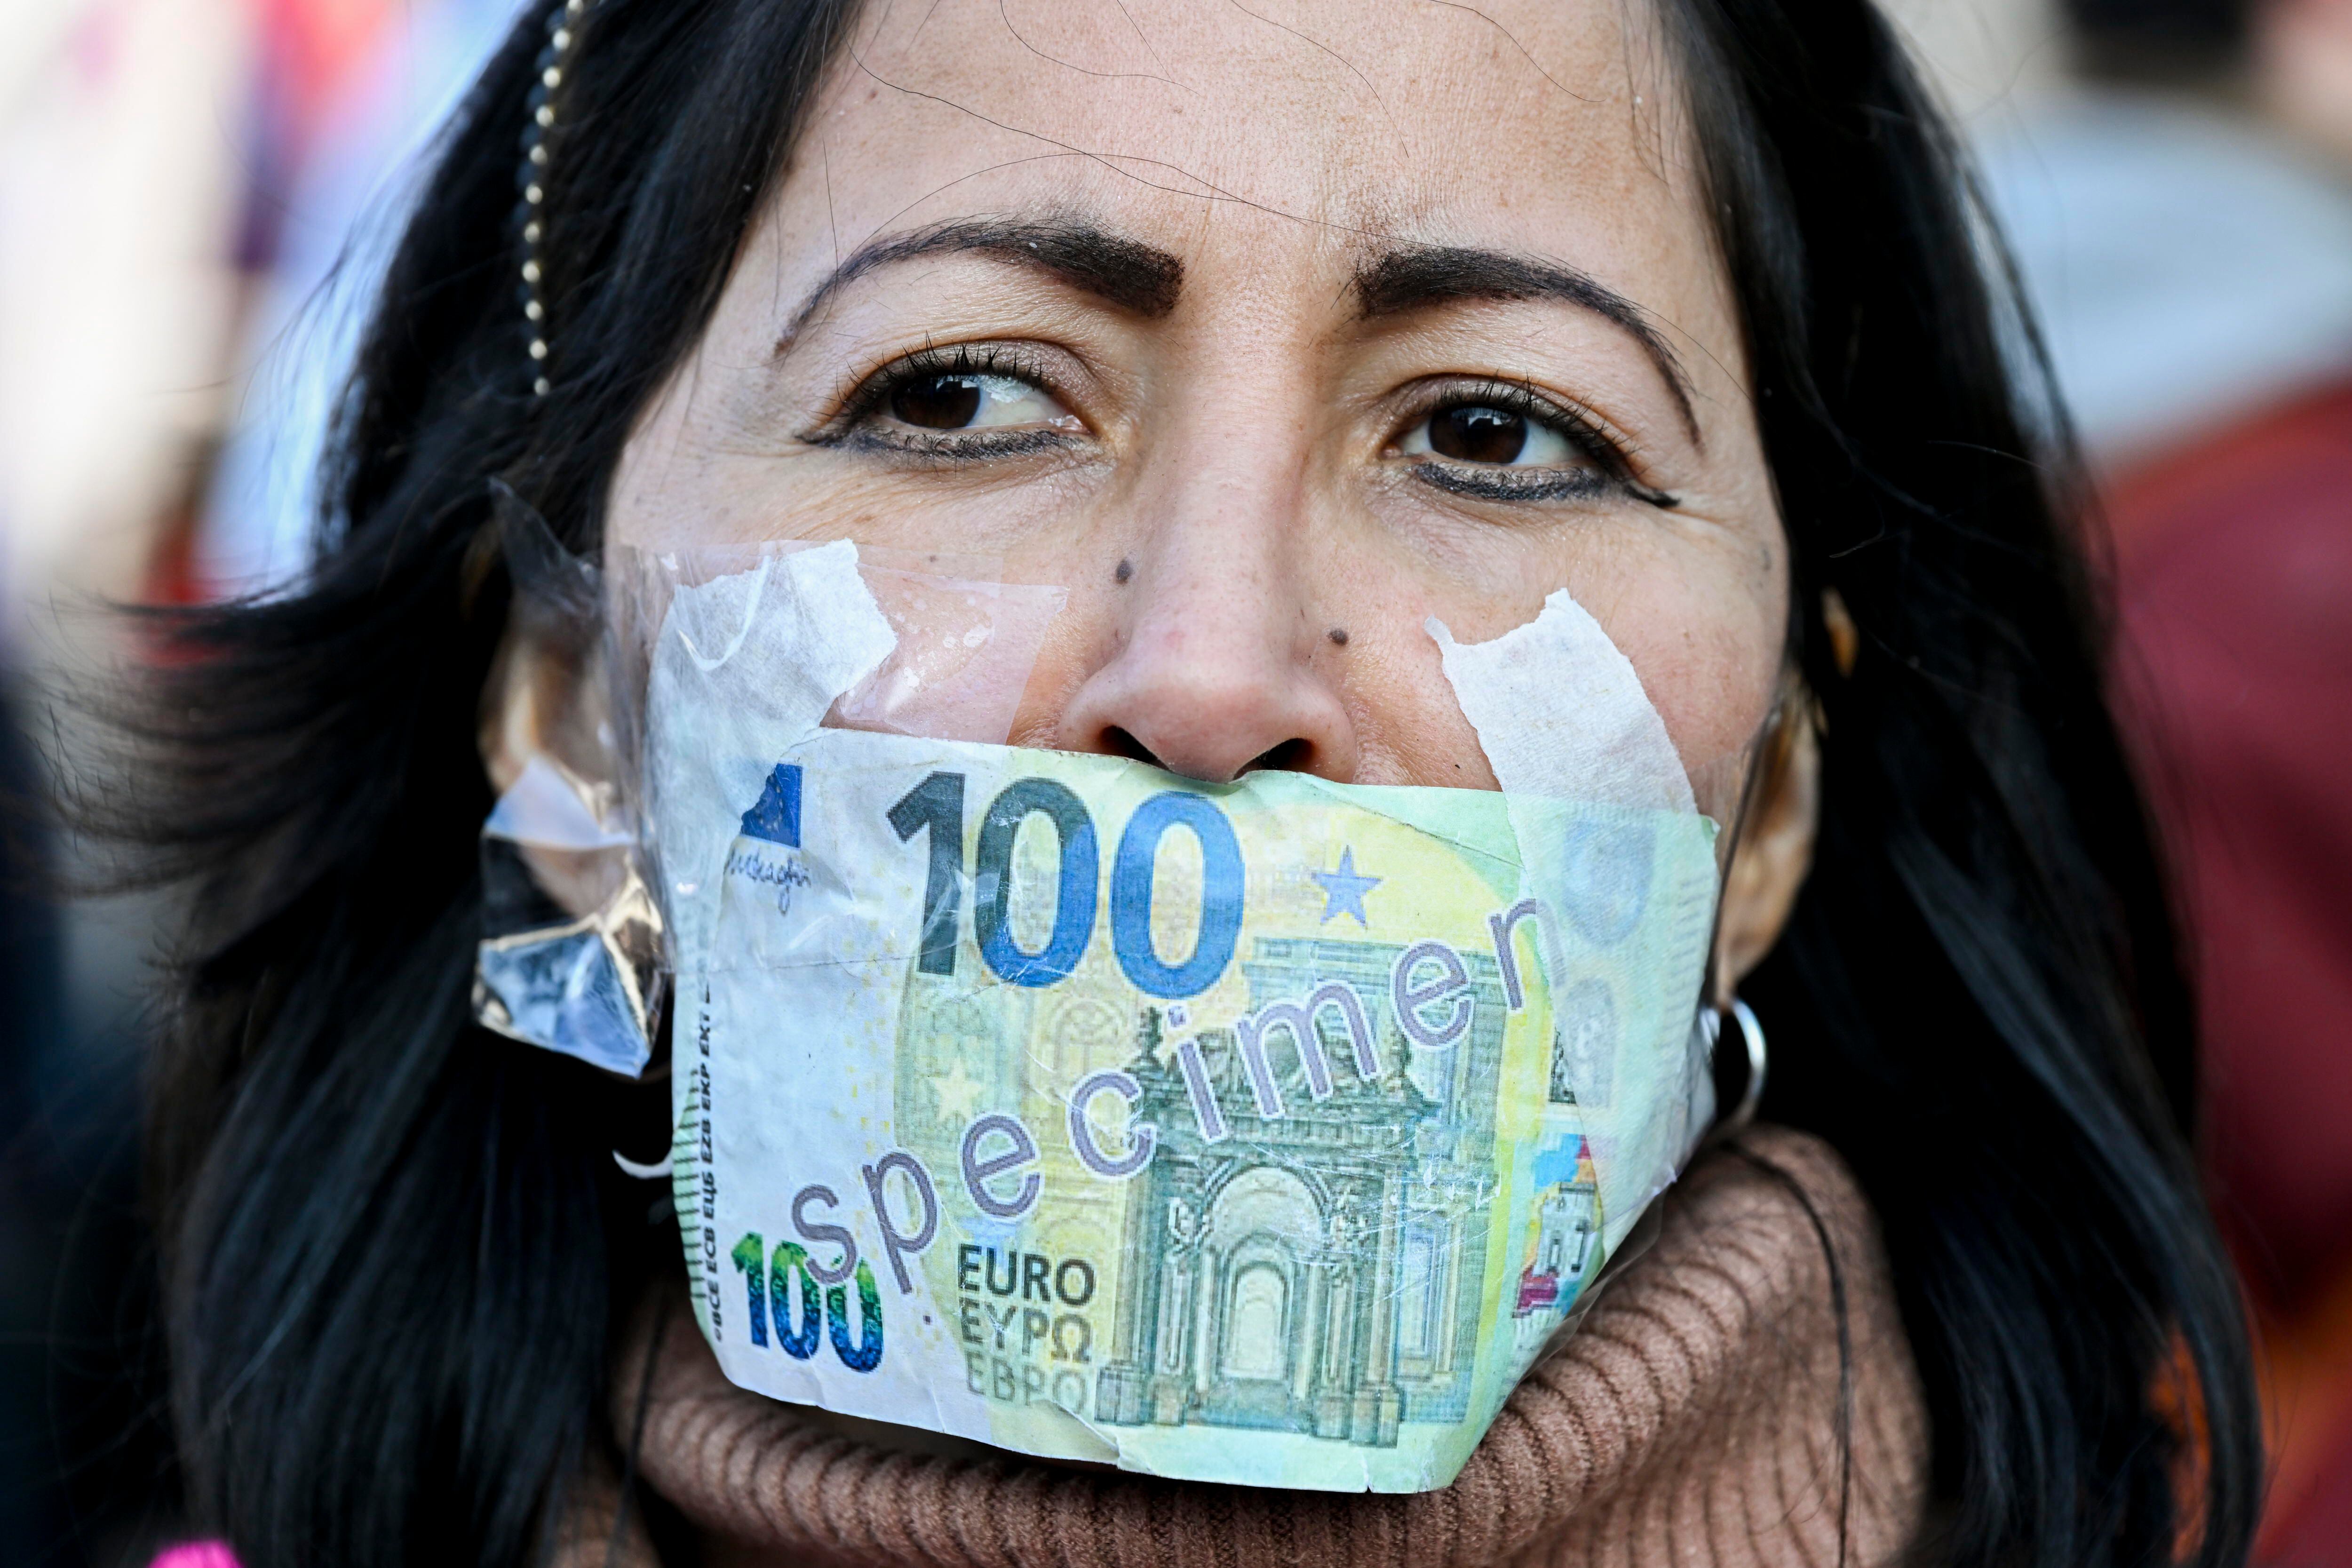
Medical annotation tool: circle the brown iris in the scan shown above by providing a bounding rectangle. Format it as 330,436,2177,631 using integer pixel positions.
890,374,984,429
1426,405,1529,464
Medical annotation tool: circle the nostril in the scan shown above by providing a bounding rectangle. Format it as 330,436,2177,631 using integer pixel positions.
1103,726,1160,767
1097,726,1313,780
1244,739,1313,776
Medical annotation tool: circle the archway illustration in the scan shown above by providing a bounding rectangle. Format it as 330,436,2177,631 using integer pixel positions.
1221,1259,1289,1381
1200,1166,1319,1428
1096,935,1510,1449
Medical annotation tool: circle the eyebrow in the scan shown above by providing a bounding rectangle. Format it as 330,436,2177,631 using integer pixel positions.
1351,245,1700,439
777,218,1185,351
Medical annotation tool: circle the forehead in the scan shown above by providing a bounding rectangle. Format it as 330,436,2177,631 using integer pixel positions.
781,0,1717,318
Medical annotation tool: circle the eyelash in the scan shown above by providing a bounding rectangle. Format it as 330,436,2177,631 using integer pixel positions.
1393,377,1677,509
804,343,1085,461
808,348,1679,509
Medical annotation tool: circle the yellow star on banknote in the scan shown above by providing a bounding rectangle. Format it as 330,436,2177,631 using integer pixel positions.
929,1058,986,1125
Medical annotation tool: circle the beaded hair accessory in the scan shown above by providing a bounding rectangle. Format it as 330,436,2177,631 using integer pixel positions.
518,0,590,397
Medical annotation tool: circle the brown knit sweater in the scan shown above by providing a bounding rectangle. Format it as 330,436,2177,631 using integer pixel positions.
570,1127,1930,1568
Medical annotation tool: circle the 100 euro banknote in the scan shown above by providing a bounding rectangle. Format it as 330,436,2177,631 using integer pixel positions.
668,728,1717,1492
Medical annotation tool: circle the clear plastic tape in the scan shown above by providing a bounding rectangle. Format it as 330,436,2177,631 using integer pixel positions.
473,521,1069,1076
472,492,667,1076
471,523,1774,1490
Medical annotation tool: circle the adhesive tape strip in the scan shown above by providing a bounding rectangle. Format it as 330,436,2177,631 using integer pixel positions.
1427,591,1695,816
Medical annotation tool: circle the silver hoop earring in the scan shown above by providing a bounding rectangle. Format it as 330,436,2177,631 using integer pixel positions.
1715,998,1768,1136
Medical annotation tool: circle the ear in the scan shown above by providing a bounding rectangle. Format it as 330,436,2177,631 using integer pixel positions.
478,617,623,919
480,615,548,798
1712,683,1821,1007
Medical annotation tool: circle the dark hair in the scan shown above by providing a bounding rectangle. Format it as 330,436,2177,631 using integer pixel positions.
121,1,2259,1565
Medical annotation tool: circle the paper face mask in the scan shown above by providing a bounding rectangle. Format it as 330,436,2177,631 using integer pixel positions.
609,542,1723,1494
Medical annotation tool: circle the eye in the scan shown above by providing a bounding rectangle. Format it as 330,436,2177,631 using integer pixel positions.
810,344,1089,458
884,369,1079,434
1400,402,1589,470
1386,382,1676,508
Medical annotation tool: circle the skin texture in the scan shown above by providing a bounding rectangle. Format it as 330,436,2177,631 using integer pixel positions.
540,0,1812,996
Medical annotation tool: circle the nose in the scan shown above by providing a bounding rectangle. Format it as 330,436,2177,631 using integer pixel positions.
1053,427,1359,784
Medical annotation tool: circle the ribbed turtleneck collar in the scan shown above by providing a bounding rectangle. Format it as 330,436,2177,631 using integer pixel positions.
578,1128,1929,1568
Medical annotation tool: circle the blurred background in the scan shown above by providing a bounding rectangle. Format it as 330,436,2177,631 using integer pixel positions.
0,0,2343,1561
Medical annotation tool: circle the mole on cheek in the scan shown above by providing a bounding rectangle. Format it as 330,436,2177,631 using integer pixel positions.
1327,627,1349,646
1114,558,1134,585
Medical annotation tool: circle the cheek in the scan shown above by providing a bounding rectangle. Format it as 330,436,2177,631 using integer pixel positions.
1375,525,1786,798
1597,556,1786,784
1376,526,1786,794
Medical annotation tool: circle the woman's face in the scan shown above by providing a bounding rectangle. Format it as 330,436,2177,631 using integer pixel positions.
610,0,1787,832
